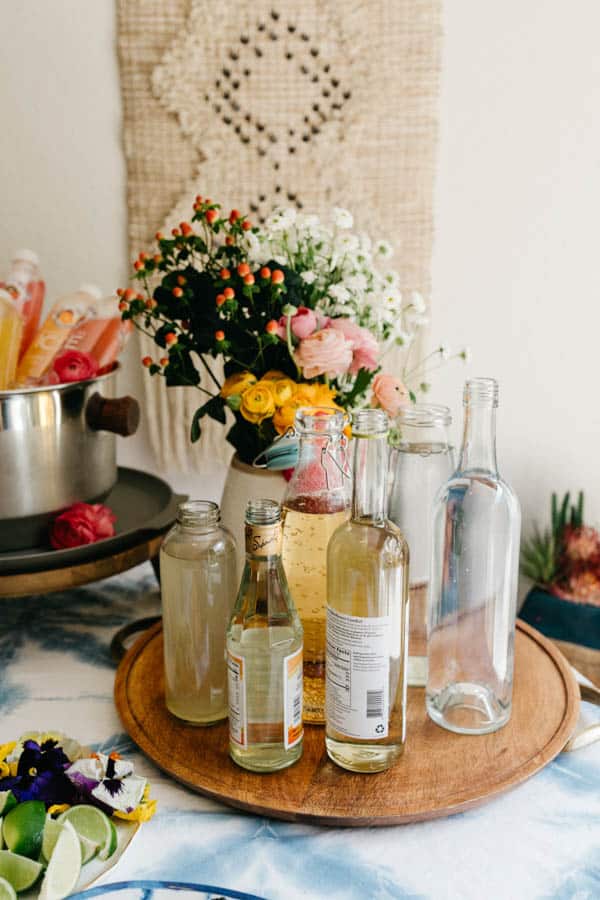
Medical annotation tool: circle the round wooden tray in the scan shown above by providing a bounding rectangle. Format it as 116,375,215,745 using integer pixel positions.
115,620,579,827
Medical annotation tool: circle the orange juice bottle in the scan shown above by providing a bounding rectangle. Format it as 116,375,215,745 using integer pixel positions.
0,250,45,359
92,314,133,373
15,284,102,386
0,288,23,390
58,294,119,357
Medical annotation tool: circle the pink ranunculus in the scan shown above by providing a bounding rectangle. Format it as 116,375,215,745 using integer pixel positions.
50,502,116,550
294,328,354,379
276,306,318,342
371,373,410,417
330,318,379,374
52,350,99,384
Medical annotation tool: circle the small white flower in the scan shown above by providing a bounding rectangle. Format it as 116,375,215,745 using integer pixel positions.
459,346,471,363
346,273,368,292
300,270,317,285
408,291,426,314
332,207,354,229
438,344,451,361
328,283,351,303
375,240,393,259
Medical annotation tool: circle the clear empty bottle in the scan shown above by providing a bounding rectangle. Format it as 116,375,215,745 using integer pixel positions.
160,501,237,725
227,499,303,772
388,404,454,686
427,378,521,735
326,408,410,773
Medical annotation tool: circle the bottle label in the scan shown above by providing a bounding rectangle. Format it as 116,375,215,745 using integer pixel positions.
227,649,247,749
326,607,390,740
245,522,282,556
283,647,303,749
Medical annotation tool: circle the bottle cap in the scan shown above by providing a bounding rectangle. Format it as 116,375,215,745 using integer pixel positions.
463,378,499,407
79,283,103,300
13,249,39,266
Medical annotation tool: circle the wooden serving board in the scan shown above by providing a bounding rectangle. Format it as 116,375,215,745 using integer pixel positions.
115,620,579,827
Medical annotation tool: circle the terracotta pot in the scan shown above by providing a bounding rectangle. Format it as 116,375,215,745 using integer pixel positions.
220,454,287,577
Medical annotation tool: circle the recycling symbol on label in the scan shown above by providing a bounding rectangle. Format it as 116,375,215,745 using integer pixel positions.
375,723,384,734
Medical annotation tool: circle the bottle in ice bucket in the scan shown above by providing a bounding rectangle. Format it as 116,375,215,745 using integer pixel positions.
0,249,45,360
227,499,304,772
326,408,409,773
281,407,351,724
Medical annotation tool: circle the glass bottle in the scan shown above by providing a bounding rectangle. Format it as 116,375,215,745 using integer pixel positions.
160,500,237,725
388,405,454,687
281,407,351,724
326,409,410,773
427,378,521,735
227,499,304,772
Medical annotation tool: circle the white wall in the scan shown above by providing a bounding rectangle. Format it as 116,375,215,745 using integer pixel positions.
1,0,599,525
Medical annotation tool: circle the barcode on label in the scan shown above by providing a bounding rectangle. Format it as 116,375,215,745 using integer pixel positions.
366,689,384,719
293,693,301,722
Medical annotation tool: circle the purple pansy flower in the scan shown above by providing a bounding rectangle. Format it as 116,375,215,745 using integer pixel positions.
0,738,77,806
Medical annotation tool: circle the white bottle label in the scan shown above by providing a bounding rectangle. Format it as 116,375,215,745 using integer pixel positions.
283,647,303,749
326,607,390,740
227,649,247,748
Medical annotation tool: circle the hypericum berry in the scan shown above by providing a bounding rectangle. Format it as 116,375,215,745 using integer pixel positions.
180,221,193,236
271,269,285,285
237,263,250,277
225,236,235,246
124,288,136,301
171,227,180,237
172,286,183,298
259,267,271,280
136,292,145,301
153,254,162,264
177,274,186,286
133,260,144,271
118,300,128,311
265,320,279,335
229,209,241,223
155,231,164,241
160,357,169,367
205,209,218,225
216,293,226,307
243,273,255,286
165,332,178,346
223,287,235,300
145,298,157,309
204,197,212,206
215,329,225,341
220,268,231,279
242,220,252,231
195,194,203,204
142,356,153,367
139,252,148,261
116,288,125,297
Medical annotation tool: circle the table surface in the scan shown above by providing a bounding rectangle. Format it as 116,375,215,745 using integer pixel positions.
3,562,600,900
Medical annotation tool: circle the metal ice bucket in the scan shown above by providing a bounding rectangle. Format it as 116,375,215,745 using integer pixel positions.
0,365,139,550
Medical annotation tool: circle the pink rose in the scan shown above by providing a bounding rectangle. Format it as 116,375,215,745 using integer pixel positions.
52,350,99,384
276,306,319,341
371,373,410,417
330,319,379,374
50,502,116,550
294,328,354,379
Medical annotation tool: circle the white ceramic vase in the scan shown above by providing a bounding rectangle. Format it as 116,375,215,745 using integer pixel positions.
220,454,287,579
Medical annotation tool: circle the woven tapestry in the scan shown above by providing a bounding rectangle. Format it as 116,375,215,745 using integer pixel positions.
117,0,443,471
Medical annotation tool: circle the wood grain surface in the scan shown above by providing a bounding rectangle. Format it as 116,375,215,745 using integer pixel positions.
114,620,580,827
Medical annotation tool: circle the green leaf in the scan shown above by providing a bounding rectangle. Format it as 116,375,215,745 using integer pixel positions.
190,408,203,443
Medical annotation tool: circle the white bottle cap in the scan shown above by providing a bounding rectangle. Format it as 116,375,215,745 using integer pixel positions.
13,248,39,266
79,283,103,300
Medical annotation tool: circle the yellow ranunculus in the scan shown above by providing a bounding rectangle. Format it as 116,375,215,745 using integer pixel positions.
261,370,287,381
293,382,341,411
273,401,302,435
220,371,257,399
270,378,296,406
240,384,276,424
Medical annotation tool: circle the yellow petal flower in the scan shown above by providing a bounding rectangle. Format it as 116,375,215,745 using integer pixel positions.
261,370,287,381
240,384,275,424
273,401,302,435
0,762,9,779
220,371,257,399
48,804,70,816
0,742,16,763
270,378,296,406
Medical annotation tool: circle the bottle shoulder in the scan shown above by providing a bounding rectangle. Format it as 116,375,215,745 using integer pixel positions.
434,471,521,516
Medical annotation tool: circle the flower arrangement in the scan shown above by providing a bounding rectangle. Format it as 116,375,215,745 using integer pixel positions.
49,503,116,550
521,492,600,605
119,198,465,463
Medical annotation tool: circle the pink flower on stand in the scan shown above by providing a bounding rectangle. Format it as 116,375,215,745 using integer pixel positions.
50,502,116,550
294,328,354,379
330,319,379,373
371,373,410,417
52,350,99,384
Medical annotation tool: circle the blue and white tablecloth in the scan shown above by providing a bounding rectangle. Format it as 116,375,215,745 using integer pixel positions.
2,563,600,900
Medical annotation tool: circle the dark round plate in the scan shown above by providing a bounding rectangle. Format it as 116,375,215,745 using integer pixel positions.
0,467,185,575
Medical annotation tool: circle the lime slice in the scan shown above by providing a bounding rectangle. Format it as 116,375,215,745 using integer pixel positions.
0,850,43,891
43,814,99,866
39,820,81,900
2,801,46,859
58,806,116,861
79,833,100,865
0,876,16,900
0,819,3,851
0,796,16,818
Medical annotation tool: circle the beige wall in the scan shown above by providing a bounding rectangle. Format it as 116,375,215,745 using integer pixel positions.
1,1,599,524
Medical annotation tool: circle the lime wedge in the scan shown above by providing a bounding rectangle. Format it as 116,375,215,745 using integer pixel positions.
0,819,3,851
79,833,100,865
0,796,16,818
39,820,81,900
0,850,43,891
0,876,16,900
2,801,46,859
58,806,116,861
43,814,99,866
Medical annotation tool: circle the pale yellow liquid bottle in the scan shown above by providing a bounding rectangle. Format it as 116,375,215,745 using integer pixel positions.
0,289,23,389
281,408,350,724
326,408,410,773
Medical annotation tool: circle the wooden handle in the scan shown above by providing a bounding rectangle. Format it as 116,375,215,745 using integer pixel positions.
86,392,140,436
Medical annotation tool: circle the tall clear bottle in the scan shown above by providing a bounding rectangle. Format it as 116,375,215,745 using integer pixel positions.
388,405,454,686
227,499,303,772
326,409,409,773
281,407,350,724
427,378,521,735
160,501,237,724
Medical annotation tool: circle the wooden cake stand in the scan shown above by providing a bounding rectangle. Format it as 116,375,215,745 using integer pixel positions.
115,619,579,827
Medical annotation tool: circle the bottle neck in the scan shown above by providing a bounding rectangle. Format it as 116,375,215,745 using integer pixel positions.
352,433,388,523
458,403,498,474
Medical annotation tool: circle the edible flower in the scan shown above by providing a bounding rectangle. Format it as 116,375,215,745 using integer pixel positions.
66,752,148,814
0,737,77,806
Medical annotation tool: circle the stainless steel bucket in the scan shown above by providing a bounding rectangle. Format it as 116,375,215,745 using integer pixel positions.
0,365,139,550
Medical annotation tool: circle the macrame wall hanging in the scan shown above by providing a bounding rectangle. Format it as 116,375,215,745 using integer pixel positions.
117,0,442,471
